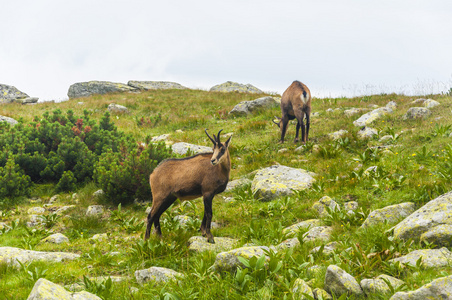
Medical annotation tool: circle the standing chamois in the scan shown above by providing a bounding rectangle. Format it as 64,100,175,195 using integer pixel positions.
145,129,232,244
273,81,312,143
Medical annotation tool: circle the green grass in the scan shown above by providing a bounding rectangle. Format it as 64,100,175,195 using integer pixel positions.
0,89,452,299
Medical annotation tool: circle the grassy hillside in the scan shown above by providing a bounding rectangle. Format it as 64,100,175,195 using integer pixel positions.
0,89,451,299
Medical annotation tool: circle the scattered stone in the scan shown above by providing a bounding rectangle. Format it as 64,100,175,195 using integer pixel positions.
276,237,300,249
344,108,365,117
302,226,333,243
86,205,104,216
390,275,452,300
292,278,314,299
41,233,69,244
93,190,104,198
282,219,321,237
420,224,452,247
18,97,39,105
357,126,378,139
403,107,431,119
386,101,397,110
0,84,29,103
0,246,80,268
360,274,405,295
344,201,359,213
389,247,452,268
225,178,252,192
411,98,428,104
313,288,332,300
229,96,277,116
210,81,263,93
27,278,101,300
27,215,44,227
310,241,339,255
423,99,440,108
89,233,108,243
108,103,129,114
251,165,315,201
0,115,18,126
151,134,171,143
361,202,415,228
56,205,76,215
324,265,364,297
187,236,238,253
393,191,452,246
353,107,393,127
135,266,183,285
27,207,45,215
174,215,192,226
379,135,394,143
328,130,348,140
67,81,137,98
213,246,270,272
312,196,339,216
49,195,59,203
127,80,188,90
171,142,212,155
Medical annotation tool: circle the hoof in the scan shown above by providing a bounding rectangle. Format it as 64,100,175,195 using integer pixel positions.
207,237,215,244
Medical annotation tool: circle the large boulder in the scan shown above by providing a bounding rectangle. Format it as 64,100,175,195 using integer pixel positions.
0,115,19,126
251,165,315,201
210,81,263,93
128,80,188,90
389,248,452,268
135,266,183,285
0,247,80,268
213,246,270,272
361,202,416,228
403,107,431,119
171,142,212,155
360,274,405,295
27,278,101,300
292,278,314,299
229,96,277,116
324,265,364,297
353,107,393,127
393,191,452,246
390,275,452,300
67,81,137,98
0,84,29,103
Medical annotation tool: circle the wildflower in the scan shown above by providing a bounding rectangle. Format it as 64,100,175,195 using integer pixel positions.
412,153,416,156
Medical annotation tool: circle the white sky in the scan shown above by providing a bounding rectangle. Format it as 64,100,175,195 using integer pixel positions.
1,0,452,101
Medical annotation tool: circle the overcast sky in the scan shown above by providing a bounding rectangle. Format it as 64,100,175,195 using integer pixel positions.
1,0,452,101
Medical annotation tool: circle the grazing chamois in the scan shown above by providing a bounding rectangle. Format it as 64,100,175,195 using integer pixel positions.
145,129,232,244
273,81,312,143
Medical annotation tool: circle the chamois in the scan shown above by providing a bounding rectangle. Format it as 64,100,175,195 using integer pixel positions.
273,81,312,143
144,129,232,244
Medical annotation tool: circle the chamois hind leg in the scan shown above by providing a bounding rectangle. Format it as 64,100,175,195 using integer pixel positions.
202,193,215,244
295,110,306,143
294,121,301,143
144,194,177,239
279,115,289,143
305,108,311,143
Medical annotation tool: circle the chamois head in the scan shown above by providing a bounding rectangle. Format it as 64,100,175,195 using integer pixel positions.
205,129,231,166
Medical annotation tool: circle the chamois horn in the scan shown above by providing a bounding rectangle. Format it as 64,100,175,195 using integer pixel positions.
205,128,216,144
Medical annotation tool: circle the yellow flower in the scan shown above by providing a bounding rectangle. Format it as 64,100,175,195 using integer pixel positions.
412,153,416,156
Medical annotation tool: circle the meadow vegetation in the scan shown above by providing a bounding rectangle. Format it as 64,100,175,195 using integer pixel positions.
0,88,451,299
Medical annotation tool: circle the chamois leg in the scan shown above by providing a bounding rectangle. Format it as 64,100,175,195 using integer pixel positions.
144,194,177,239
305,110,311,143
202,193,215,244
294,121,301,143
294,110,305,144
279,115,289,143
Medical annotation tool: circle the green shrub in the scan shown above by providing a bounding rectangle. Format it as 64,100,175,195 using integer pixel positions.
0,155,32,199
55,170,77,192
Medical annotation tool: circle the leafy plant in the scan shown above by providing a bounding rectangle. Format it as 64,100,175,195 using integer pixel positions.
83,276,114,300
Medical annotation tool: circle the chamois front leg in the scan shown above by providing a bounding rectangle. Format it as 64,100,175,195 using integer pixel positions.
279,115,289,143
202,193,215,244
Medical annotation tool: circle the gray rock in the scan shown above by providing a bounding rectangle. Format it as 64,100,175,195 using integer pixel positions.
41,233,69,244
403,107,431,119
328,129,348,140
225,178,251,192
92,190,104,198
386,101,397,110
420,224,452,247
27,207,45,215
324,265,364,297
229,96,277,116
313,288,332,300
424,99,440,108
344,108,365,117
357,126,378,139
67,81,137,98
151,134,171,143
353,107,393,127
0,84,29,103
135,266,183,285
0,246,80,268
361,202,416,228
282,219,321,237
411,98,428,104
360,274,405,295
393,191,452,246
18,97,39,105
27,215,45,227
56,205,76,215
187,236,238,253
210,81,263,93
89,233,108,243
86,205,104,216
302,226,333,243
28,278,101,300
390,275,452,300
128,80,188,90
108,103,129,114
213,246,270,272
292,278,314,299
312,196,339,216
171,142,212,155
310,241,339,255
0,115,19,126
389,247,452,268
251,165,315,201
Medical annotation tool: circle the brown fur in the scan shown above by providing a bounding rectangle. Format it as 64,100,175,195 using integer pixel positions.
273,81,312,143
144,129,231,243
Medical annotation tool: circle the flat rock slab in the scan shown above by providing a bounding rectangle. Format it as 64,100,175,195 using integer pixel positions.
251,165,315,201
213,246,270,272
390,275,452,300
135,266,183,285
353,107,393,127
128,80,188,90
187,236,239,253
171,142,212,155
210,81,263,93
28,278,101,300
389,247,452,268
361,202,415,228
0,246,80,268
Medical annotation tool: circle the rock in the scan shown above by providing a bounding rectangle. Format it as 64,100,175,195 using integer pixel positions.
171,142,212,155
360,274,405,295
86,205,104,216
213,246,270,272
49,195,59,203
55,205,76,215
353,107,393,127
310,241,339,255
361,202,416,228
229,96,277,116
389,247,452,268
412,98,428,104
344,201,359,213
27,207,45,215
108,103,129,114
151,134,171,143
27,278,101,300
357,126,378,139
344,108,365,117
187,236,238,253
403,107,431,119
393,191,452,246
89,233,108,243
0,246,80,268
27,215,45,227
302,226,333,243
423,99,440,108
420,224,452,247
251,165,315,201
313,288,332,300
0,115,19,126
67,81,137,98
225,178,252,192
386,101,397,109
292,278,314,299
210,81,263,93
92,190,104,198
41,233,69,244
324,265,364,297
282,219,321,237
174,215,192,226
135,266,183,285
328,129,348,140
312,196,339,216
390,275,452,300
276,237,300,249
17,97,39,105
0,84,29,103
127,80,188,90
